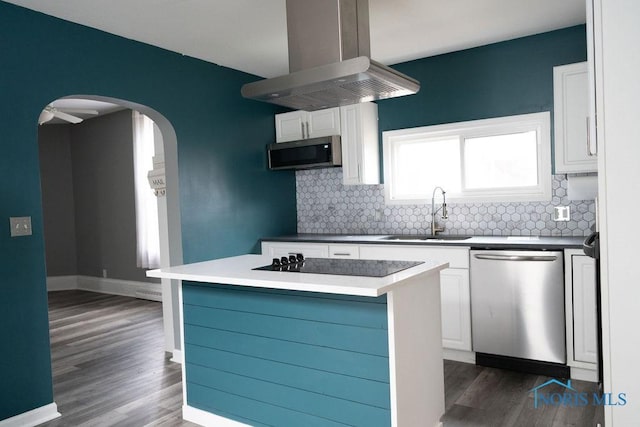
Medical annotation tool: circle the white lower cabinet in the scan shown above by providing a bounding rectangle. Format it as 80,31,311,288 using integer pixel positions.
261,241,473,357
358,245,472,353
261,242,359,259
439,268,472,351
261,242,329,259
328,244,359,259
564,248,598,381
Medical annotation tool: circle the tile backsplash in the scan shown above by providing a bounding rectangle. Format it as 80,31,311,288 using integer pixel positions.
296,168,595,236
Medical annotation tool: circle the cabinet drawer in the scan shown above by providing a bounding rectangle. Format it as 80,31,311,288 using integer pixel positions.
261,242,329,259
358,244,469,268
328,245,360,259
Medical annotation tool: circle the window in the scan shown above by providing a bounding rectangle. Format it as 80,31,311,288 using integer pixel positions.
132,111,160,269
383,112,551,204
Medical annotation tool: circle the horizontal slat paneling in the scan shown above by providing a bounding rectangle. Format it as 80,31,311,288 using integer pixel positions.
188,383,349,427
183,283,388,328
184,305,388,356
183,284,391,426
188,364,390,426
186,344,390,408
185,324,389,382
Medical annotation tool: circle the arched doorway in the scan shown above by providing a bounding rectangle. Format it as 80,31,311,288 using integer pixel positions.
38,94,183,358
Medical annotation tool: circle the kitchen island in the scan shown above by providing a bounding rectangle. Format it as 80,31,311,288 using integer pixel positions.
148,254,448,427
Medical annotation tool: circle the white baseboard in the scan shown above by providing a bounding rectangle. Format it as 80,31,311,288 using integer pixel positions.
0,402,60,427
46,275,78,291
443,348,476,364
170,349,183,364
183,405,250,427
47,275,162,302
77,276,162,301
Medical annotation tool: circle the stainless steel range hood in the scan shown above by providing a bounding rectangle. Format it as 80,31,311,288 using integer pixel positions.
241,0,420,111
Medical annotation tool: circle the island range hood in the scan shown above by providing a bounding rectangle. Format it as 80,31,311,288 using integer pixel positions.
241,0,420,111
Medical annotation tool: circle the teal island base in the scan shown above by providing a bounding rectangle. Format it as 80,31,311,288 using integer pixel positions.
148,254,447,426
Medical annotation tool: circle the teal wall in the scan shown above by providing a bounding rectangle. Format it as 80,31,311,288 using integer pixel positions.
378,25,587,172
0,2,296,420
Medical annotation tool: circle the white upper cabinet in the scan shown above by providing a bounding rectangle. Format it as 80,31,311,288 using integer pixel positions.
275,108,341,142
275,111,306,142
340,103,380,185
274,103,380,185
553,62,598,173
307,108,341,139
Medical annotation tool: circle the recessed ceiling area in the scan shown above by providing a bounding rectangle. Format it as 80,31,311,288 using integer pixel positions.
5,0,585,79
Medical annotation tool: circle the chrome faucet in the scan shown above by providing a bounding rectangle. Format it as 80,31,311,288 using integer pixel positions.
431,186,448,235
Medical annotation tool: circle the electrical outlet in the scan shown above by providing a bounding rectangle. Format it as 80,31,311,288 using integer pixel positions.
554,206,571,221
10,216,32,237
102,269,108,278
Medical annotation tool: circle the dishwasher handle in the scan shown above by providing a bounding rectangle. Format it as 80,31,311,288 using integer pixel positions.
473,253,558,262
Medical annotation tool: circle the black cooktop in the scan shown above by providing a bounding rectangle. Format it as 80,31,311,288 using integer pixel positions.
253,255,423,278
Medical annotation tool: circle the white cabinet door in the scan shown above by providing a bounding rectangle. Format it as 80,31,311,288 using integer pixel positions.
261,242,329,258
275,108,341,143
553,62,597,173
359,244,472,351
307,108,341,138
340,103,380,185
275,111,306,142
440,268,472,351
572,254,598,364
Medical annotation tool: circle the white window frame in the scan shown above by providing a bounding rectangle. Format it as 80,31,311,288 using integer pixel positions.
383,112,552,204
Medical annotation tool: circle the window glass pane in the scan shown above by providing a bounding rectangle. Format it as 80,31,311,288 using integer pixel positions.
383,112,551,204
393,138,461,198
463,131,538,189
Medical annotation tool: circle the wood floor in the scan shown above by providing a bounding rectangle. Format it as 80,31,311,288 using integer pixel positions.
44,290,197,427
43,290,603,427
442,360,604,426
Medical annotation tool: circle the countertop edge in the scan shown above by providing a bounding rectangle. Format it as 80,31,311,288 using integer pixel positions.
147,254,449,297
260,234,586,250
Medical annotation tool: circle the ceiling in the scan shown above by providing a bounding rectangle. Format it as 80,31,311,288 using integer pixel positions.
43,99,124,125
5,0,585,79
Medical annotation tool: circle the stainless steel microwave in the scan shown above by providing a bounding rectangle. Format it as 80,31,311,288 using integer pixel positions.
268,135,342,170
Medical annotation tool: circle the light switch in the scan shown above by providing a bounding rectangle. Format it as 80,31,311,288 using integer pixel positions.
10,216,32,237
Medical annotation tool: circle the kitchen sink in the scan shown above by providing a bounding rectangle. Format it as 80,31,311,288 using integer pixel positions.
379,235,472,241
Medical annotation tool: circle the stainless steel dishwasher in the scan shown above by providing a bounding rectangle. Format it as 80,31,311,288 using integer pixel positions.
470,250,566,370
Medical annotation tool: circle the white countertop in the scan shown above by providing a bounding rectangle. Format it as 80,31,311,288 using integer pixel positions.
147,254,448,297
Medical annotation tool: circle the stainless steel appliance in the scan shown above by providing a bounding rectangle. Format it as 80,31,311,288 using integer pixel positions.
241,0,420,111
470,250,567,375
268,135,342,170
